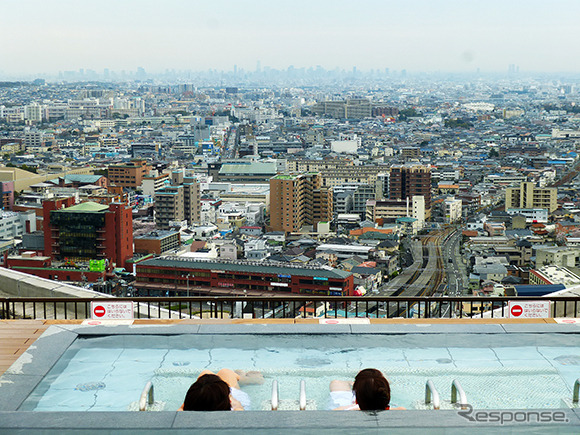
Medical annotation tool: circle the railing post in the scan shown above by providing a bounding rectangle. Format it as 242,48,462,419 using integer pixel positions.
573,379,580,404
451,379,468,409
425,380,440,410
299,380,306,411
139,381,154,411
271,380,279,411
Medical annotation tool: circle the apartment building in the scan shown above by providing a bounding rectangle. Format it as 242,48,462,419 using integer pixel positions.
269,173,333,233
366,196,425,228
311,99,372,119
389,165,432,217
108,159,152,188
154,173,200,230
505,182,558,213
444,197,462,223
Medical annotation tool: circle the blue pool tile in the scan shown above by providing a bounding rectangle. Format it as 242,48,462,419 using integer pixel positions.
404,348,452,361
453,360,504,369
209,348,257,364
538,347,580,363
71,348,124,364
114,348,169,363
93,387,144,410
407,360,451,369
157,349,211,370
35,388,98,411
447,347,498,361
499,359,555,370
492,346,542,361
355,348,406,361
554,366,580,391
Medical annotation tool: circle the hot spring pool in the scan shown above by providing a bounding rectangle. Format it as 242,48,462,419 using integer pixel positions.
17,331,580,412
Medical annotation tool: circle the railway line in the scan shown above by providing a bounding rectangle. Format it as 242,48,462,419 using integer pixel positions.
360,229,450,317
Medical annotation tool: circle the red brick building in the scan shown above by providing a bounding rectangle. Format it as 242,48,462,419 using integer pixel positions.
43,200,133,269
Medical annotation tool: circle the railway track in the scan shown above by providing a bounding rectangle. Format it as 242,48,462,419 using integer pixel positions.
373,229,449,317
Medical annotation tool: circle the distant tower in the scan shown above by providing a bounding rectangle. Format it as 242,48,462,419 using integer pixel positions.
256,60,261,73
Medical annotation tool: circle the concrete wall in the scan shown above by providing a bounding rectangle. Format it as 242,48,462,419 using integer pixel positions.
0,267,112,319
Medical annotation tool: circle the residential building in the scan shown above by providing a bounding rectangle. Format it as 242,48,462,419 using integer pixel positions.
389,165,432,217
134,230,180,255
505,182,558,213
155,185,184,229
505,208,549,223
141,172,171,196
366,196,425,227
0,210,36,238
311,99,371,119
0,181,14,210
269,173,333,233
333,183,375,219
107,159,152,189
444,197,462,223
535,246,580,268
529,265,580,286
154,176,200,229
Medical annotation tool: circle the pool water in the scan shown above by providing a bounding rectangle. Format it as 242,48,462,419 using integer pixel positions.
20,334,580,412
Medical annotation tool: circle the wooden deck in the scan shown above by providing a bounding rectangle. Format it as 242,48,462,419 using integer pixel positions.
0,320,48,375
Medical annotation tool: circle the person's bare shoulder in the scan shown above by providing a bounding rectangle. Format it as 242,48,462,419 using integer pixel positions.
333,404,360,411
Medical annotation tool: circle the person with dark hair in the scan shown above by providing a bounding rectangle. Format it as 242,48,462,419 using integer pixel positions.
179,368,264,411
329,368,405,411
182,373,232,411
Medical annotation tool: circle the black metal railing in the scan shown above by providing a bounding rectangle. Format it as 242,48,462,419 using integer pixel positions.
1,296,579,320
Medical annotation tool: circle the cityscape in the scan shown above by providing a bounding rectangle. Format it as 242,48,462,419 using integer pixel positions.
2,0,580,432
1,71,580,314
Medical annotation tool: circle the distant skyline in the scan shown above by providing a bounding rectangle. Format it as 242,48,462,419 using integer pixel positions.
2,0,580,77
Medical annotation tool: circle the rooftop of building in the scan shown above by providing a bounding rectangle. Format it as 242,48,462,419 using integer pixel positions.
56,201,109,213
134,230,179,240
139,256,352,279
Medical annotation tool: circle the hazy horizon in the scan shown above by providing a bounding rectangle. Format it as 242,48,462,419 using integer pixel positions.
2,0,580,78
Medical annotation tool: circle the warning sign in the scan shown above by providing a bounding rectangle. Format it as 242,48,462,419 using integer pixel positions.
508,300,551,318
90,301,134,320
319,318,370,324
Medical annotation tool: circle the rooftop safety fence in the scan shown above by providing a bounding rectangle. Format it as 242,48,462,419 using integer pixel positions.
1,296,579,320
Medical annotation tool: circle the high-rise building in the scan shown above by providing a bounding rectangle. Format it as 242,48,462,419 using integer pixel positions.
389,165,432,217
155,185,184,230
505,182,557,213
270,173,333,233
43,199,133,269
154,172,200,230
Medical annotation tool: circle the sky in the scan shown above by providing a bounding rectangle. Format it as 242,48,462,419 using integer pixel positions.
2,0,580,76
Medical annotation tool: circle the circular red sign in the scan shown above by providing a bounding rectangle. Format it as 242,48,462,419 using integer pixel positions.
94,305,106,318
510,305,523,317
